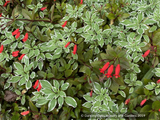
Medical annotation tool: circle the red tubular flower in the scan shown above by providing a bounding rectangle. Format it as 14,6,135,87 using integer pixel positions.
113,64,120,78
0,13,2,17
157,79,160,84
3,1,10,7
62,21,67,28
65,42,70,48
37,84,42,92
72,44,77,55
142,50,150,58
140,99,147,106
12,29,19,36
90,90,92,97
0,45,3,53
12,51,19,57
80,0,83,4
54,0,56,1
99,62,110,74
125,99,130,105
40,7,47,11
15,32,20,39
21,111,29,115
22,33,28,42
33,80,39,89
159,109,160,112
18,54,25,61
105,65,114,78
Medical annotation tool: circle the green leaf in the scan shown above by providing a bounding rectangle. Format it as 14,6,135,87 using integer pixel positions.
8,76,21,83
79,66,91,76
149,26,157,33
47,99,57,112
22,9,32,19
145,84,155,90
152,101,160,110
58,96,64,109
118,91,126,98
37,98,49,106
65,70,73,77
82,102,92,108
155,88,160,95
21,95,25,105
65,96,77,108
40,80,53,89
26,80,32,90
18,77,27,86
107,13,115,20
14,62,23,71
30,72,35,79
59,91,66,97
84,49,93,62
61,83,69,91
29,98,38,112
143,19,156,25
53,80,59,90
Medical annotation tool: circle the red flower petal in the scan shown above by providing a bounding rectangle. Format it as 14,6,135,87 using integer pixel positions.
33,80,39,89
157,79,160,84
113,64,120,78
18,54,25,61
140,99,147,106
12,29,19,36
37,84,42,92
65,42,70,48
0,13,2,17
105,65,114,78
125,99,130,105
99,62,110,74
142,50,150,58
12,51,19,57
0,45,3,53
21,111,29,115
72,44,77,55
40,7,47,11
62,21,67,28
3,1,10,7
22,33,28,42
80,0,83,4
15,32,20,39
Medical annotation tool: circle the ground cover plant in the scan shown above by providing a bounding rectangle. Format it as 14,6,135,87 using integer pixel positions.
0,0,160,119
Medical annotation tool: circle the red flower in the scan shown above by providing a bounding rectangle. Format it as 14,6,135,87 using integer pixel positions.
140,99,147,106
12,51,19,57
105,65,114,78
80,0,83,4
15,32,20,39
0,13,2,17
18,54,25,61
65,42,70,48
90,90,92,97
3,1,10,7
37,84,42,92
21,111,29,115
159,109,160,112
0,45,3,53
40,7,47,11
12,29,19,36
54,0,56,1
22,33,28,42
125,99,130,105
113,64,120,78
72,44,77,55
62,21,67,28
99,62,110,74
33,80,39,89
157,79,160,84
142,50,150,58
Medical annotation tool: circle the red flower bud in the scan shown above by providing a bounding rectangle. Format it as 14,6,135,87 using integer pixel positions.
3,1,10,7
90,90,92,97
140,99,147,106
12,29,19,36
0,13,2,17
99,62,110,74
159,109,160,112
40,7,47,11
37,84,42,92
33,80,39,89
18,54,25,61
21,111,29,115
142,50,150,58
0,45,3,53
15,32,20,39
22,33,28,42
105,65,114,78
157,79,160,84
62,21,67,28
65,42,70,48
125,99,130,105
80,0,83,4
113,64,120,78
12,51,19,57
72,44,77,55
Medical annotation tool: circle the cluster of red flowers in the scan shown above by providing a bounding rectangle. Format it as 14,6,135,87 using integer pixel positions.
64,42,77,55
125,98,147,106
99,62,121,78
33,80,42,92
